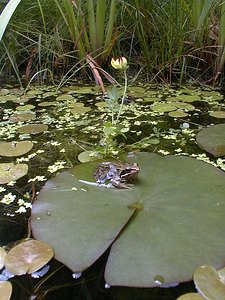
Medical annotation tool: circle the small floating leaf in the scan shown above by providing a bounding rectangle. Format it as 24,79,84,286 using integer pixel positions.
0,281,12,300
70,104,91,114
173,102,195,111
38,101,56,107
9,113,36,122
18,124,48,134
144,97,159,102
176,95,201,102
56,94,74,101
73,87,95,94
0,247,7,269
5,239,54,275
168,111,188,118
194,265,225,300
196,124,225,157
27,89,43,96
0,141,33,157
150,102,177,112
176,293,205,300
16,104,35,111
78,151,103,163
209,111,225,119
95,101,107,108
0,163,28,184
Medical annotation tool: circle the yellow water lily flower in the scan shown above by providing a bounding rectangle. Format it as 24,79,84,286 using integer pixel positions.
111,57,128,70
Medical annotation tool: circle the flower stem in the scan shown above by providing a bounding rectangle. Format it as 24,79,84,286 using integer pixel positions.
116,69,127,123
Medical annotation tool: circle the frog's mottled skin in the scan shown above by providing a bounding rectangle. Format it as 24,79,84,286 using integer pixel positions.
93,161,140,189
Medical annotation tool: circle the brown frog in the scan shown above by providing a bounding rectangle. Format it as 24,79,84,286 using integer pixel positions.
93,161,140,189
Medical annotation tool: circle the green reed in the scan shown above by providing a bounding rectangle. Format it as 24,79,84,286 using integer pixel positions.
53,0,117,62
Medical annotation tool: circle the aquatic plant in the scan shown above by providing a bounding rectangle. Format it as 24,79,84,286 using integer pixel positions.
31,152,225,288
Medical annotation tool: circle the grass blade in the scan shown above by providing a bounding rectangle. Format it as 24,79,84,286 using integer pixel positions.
0,0,22,41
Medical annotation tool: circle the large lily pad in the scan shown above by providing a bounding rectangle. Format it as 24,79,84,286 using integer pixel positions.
31,153,225,287
196,124,225,157
0,141,33,157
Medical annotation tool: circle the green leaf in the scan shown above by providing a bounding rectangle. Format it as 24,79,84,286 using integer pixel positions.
31,153,225,287
0,163,28,184
0,281,12,300
5,239,54,275
17,124,48,134
176,292,205,300
0,0,22,42
0,141,33,157
193,265,225,300
0,247,7,269
196,124,225,157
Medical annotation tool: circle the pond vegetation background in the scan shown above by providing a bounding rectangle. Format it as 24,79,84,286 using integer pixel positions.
1,1,225,299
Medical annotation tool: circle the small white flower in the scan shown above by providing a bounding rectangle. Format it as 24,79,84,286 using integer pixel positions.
47,161,67,173
18,198,25,206
0,187,6,192
50,141,62,146
158,149,170,155
0,193,16,205
15,206,27,213
7,181,16,186
28,176,47,182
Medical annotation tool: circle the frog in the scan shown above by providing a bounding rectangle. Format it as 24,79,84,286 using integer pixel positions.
93,161,140,189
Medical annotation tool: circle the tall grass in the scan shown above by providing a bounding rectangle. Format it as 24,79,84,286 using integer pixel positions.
0,0,22,41
53,0,117,63
1,0,225,85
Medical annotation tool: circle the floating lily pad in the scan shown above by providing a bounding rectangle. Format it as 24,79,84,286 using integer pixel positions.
73,87,95,94
42,91,58,98
209,111,225,119
193,265,225,300
18,124,48,134
78,150,103,163
196,124,225,157
168,110,188,118
4,95,18,102
0,88,9,96
0,163,28,184
0,247,7,269
173,102,195,111
95,101,107,108
16,104,35,111
70,104,91,114
9,113,36,122
56,94,74,101
5,239,54,275
144,97,160,102
150,102,177,112
0,141,33,157
177,293,205,300
31,153,225,287
0,281,12,300
38,101,56,107
176,95,201,102
27,89,43,96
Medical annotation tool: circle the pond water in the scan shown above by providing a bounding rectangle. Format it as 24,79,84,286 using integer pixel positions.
0,83,225,299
